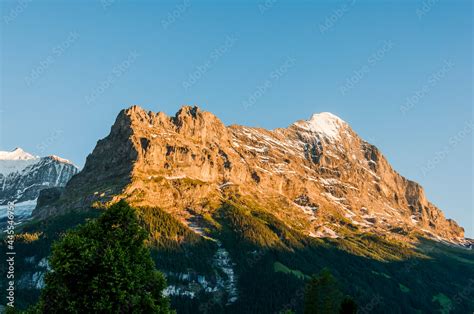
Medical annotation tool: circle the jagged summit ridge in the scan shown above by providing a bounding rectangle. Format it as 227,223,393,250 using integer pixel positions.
47,155,75,165
35,105,467,244
0,148,78,208
0,148,40,176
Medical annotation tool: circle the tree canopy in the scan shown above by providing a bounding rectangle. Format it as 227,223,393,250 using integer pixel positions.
32,200,173,313
304,268,357,314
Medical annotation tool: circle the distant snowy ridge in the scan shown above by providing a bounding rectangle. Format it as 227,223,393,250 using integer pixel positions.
0,147,37,160
0,148,40,176
0,148,78,206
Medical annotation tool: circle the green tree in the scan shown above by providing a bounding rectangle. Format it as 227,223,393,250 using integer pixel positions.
339,296,358,314
32,200,173,313
304,268,343,314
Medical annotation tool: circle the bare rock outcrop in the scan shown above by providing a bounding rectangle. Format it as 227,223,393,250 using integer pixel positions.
34,105,466,243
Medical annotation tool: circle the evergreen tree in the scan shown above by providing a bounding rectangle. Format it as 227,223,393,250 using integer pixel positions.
32,200,173,313
304,268,343,314
339,296,358,314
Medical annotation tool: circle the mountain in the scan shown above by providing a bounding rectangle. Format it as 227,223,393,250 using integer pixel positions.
8,106,473,313
0,148,78,221
34,106,466,244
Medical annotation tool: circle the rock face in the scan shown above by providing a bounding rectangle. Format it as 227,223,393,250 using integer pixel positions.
0,148,78,205
34,106,466,243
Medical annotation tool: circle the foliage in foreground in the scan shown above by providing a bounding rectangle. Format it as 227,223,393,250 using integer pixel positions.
304,268,357,314
30,200,173,313
2,200,473,313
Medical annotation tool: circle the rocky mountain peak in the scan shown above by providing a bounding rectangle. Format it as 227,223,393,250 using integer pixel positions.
34,105,468,245
121,105,229,144
112,105,151,134
46,155,74,165
171,106,228,143
117,105,226,136
175,105,200,119
123,105,153,122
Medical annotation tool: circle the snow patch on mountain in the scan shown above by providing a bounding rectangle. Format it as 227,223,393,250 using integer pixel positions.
310,226,339,239
294,112,346,140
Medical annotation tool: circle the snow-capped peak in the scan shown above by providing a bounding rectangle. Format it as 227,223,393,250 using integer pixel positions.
48,155,74,165
0,148,40,176
294,112,346,140
0,148,38,161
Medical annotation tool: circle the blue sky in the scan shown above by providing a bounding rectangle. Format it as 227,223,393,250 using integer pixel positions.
1,0,472,236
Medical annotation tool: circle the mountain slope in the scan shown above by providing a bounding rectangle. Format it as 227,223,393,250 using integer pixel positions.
34,106,466,244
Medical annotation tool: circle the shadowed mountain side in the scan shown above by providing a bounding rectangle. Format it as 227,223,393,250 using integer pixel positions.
2,204,473,313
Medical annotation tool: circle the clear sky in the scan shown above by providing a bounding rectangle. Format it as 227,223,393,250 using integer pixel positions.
0,1,472,236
